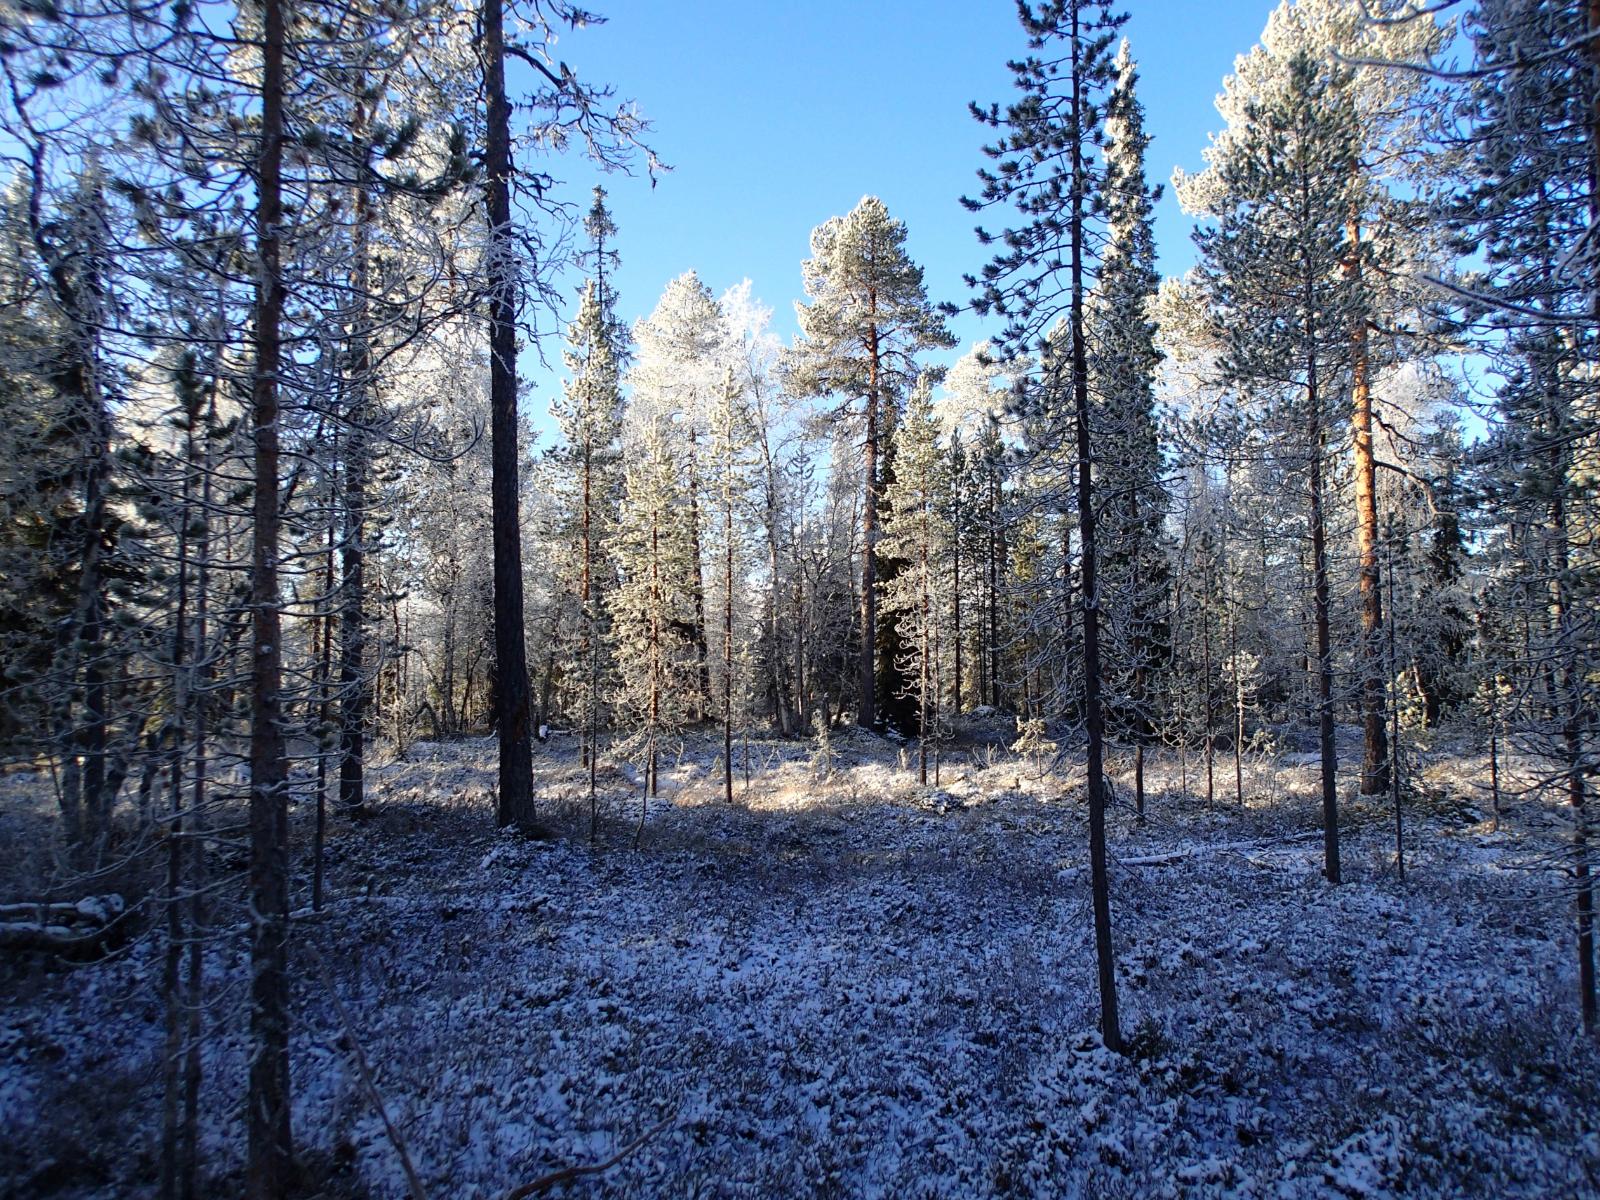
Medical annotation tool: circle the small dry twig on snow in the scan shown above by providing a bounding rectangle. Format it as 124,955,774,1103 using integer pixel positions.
502,1115,675,1199
309,943,430,1200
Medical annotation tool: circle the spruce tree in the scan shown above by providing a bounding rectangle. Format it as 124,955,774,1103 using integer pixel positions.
1091,39,1168,821
786,196,953,729
552,277,624,816
1447,0,1600,1030
608,402,699,822
881,378,951,784
631,271,728,721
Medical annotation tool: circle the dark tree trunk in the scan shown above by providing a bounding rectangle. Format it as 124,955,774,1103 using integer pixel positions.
918,503,930,785
1305,277,1341,886
761,437,792,737
988,468,1002,709
181,393,215,1200
338,163,373,814
338,420,368,812
1548,416,1594,1028
1202,565,1215,808
1067,3,1120,1054
246,0,294,1187
483,0,536,828
688,427,712,721
859,324,881,729
952,508,963,711
1571,0,1600,1033
314,496,335,909
161,421,194,1200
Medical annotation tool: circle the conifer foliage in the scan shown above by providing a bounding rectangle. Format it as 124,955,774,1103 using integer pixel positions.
786,197,953,731
1188,48,1365,884
963,0,1135,1054
8,2,1600,1192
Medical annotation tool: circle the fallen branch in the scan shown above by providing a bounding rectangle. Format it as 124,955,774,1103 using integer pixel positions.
1119,830,1321,868
502,1115,674,1200
309,944,429,1200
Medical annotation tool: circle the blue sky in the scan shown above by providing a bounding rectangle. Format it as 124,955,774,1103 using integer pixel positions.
521,0,1282,435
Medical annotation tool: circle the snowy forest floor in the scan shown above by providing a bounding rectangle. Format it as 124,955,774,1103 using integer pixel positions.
3,722,1600,1199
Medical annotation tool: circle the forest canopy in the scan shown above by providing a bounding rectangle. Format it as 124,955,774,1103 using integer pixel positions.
0,0,1596,1196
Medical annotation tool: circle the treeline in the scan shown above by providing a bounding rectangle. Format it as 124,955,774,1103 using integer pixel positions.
0,0,1596,1193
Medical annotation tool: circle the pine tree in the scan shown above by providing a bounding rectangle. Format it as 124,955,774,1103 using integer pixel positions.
482,0,537,830
1189,49,1365,883
786,196,953,729
243,0,293,1185
1179,0,1448,798
964,0,1130,1053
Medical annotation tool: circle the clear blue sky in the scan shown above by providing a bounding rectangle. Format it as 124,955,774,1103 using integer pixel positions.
521,0,1283,436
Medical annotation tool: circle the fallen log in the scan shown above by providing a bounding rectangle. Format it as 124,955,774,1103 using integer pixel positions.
0,894,125,957
1118,831,1321,868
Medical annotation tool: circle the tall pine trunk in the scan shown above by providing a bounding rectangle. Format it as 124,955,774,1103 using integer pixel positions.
1348,218,1389,797
859,321,881,728
338,402,369,813
483,0,535,828
246,0,294,1186
952,509,963,712
1571,0,1600,1033
160,410,194,1200
338,143,373,813
1305,263,1341,886
1067,4,1121,1054
314,487,335,909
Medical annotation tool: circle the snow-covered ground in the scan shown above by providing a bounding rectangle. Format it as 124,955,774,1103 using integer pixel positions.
3,728,1598,1198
